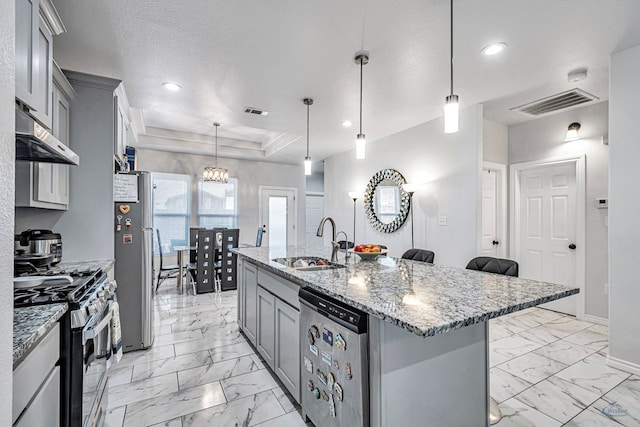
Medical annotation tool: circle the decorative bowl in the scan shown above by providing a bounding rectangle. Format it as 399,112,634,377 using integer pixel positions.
348,248,387,260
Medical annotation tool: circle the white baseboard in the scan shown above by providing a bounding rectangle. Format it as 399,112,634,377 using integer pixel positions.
607,355,640,376
583,314,609,326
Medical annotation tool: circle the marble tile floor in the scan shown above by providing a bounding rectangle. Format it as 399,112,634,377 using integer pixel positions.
106,278,636,426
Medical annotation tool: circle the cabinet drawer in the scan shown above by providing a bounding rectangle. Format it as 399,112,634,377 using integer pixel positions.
14,366,60,427
13,323,60,424
257,269,300,310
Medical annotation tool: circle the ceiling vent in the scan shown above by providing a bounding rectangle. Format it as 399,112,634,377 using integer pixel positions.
244,106,269,116
511,88,599,116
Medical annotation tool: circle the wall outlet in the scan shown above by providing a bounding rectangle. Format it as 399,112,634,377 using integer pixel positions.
604,283,609,294
438,216,447,226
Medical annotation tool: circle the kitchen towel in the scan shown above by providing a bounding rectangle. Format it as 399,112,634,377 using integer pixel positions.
111,301,123,364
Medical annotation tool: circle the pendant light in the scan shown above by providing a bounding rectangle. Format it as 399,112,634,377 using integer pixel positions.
355,52,369,159
203,123,229,183
303,98,314,175
444,0,459,134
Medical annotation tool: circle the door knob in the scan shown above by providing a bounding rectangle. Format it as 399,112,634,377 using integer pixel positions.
492,240,499,246
568,243,576,250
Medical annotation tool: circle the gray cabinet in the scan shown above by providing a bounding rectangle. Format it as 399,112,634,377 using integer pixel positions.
15,0,64,129
31,12,53,129
15,62,74,210
257,286,276,367
275,298,300,400
13,323,60,426
238,260,301,403
15,0,39,109
241,261,258,345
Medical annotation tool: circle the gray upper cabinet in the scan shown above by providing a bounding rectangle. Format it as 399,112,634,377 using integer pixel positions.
30,12,53,129
15,0,39,109
15,0,65,129
16,62,75,210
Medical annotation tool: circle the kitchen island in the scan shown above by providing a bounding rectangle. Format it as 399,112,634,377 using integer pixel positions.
234,246,579,426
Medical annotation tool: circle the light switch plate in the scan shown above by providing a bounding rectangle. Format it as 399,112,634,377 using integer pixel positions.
438,216,447,226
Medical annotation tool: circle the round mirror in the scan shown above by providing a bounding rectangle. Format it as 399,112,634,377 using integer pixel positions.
364,169,410,233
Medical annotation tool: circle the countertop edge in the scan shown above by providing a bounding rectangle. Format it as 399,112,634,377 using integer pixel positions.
13,303,68,365
236,251,580,338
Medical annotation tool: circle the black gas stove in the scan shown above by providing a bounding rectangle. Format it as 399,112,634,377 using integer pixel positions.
14,266,115,427
14,268,105,308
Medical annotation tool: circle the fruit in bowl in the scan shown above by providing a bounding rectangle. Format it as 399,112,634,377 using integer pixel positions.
354,244,383,253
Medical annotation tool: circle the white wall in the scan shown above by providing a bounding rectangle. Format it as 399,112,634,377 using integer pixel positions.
136,149,307,247
483,120,508,164
324,105,484,268
508,102,609,320
0,0,15,421
609,44,640,370
305,172,324,193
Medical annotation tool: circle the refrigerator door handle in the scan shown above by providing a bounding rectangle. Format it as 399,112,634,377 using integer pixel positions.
141,228,154,347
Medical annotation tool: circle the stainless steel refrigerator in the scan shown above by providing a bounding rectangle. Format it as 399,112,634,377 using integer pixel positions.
114,171,154,352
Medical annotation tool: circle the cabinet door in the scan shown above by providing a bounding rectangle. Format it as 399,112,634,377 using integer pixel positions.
15,0,39,108
51,83,70,205
275,299,300,403
237,259,244,326
14,366,60,427
114,95,127,161
30,13,53,130
256,286,276,369
242,262,258,345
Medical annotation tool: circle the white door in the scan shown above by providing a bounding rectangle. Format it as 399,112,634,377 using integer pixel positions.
481,169,498,256
260,187,297,248
518,162,577,315
305,193,324,246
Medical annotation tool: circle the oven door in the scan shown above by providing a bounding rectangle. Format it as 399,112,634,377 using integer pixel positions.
82,305,112,427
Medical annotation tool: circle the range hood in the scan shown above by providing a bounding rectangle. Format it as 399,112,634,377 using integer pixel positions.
16,108,79,165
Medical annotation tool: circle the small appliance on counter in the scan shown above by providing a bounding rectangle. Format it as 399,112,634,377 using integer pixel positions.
15,229,63,267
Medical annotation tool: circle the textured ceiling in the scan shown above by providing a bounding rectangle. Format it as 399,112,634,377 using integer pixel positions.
52,0,640,164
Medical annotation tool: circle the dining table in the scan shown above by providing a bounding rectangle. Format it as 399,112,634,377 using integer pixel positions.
172,245,196,294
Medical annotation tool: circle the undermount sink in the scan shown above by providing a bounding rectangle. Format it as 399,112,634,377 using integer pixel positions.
272,256,346,271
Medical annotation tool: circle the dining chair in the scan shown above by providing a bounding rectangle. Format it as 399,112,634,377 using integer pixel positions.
401,248,435,263
465,255,519,424
155,229,181,292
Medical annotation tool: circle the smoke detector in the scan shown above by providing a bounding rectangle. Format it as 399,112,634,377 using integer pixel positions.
567,68,588,83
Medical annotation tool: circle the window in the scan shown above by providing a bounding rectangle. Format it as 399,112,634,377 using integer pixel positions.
152,173,190,254
198,178,238,228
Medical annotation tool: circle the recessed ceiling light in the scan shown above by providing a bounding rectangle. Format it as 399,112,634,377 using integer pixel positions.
341,120,352,128
162,82,182,91
481,42,507,56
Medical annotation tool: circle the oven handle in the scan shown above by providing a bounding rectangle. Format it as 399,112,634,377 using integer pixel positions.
83,310,112,343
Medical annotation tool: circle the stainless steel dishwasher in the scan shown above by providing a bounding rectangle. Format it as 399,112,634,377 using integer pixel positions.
299,287,369,427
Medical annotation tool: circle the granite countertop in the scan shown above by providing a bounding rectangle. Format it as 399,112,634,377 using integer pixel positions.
52,259,115,273
13,303,68,365
233,246,579,338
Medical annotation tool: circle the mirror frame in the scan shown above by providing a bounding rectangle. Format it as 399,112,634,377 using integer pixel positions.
363,169,411,233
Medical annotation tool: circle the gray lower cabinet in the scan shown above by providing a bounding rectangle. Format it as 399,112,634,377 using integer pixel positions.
274,298,300,400
257,286,276,367
241,261,258,345
238,260,301,403
13,323,60,426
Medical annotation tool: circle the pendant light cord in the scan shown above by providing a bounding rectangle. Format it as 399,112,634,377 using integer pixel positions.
359,57,364,135
450,0,454,96
306,103,310,157
214,124,219,168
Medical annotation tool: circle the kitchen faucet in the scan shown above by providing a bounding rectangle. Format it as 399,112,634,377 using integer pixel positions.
336,230,351,261
317,216,340,263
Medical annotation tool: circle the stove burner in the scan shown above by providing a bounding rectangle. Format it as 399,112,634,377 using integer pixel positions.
14,268,105,308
